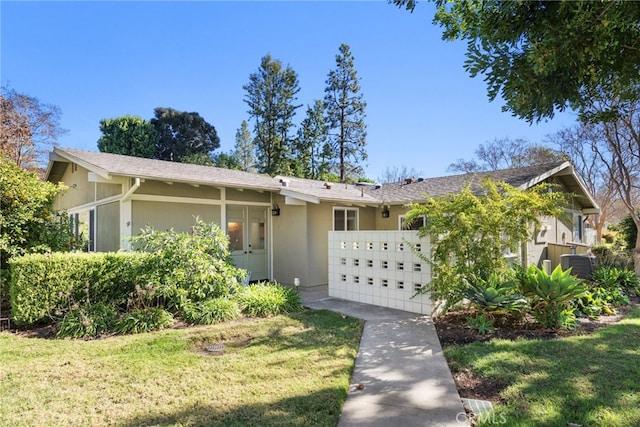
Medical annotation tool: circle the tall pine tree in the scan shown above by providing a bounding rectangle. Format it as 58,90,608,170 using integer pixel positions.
233,120,256,172
243,55,301,175
293,100,330,179
324,43,367,183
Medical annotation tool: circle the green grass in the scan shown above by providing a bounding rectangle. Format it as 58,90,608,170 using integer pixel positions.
445,307,640,426
0,309,363,427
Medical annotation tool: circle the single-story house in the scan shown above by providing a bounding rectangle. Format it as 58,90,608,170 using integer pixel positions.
45,148,599,314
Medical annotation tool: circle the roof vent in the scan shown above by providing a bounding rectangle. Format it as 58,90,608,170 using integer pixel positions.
280,179,290,188
324,182,332,189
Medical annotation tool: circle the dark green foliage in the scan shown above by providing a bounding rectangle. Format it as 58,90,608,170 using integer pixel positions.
0,157,74,269
237,282,303,317
97,115,157,158
114,307,174,334
8,252,150,325
179,298,241,325
243,55,301,175
130,218,242,310
590,265,640,297
56,303,118,339
151,107,220,163
293,100,331,180
615,214,638,252
324,43,367,183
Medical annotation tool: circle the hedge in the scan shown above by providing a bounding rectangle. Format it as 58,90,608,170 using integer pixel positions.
9,252,152,325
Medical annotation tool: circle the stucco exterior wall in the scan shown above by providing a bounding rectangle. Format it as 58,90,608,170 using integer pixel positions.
97,202,120,252
131,200,221,235
226,188,271,203
136,181,222,200
54,164,98,209
272,198,309,286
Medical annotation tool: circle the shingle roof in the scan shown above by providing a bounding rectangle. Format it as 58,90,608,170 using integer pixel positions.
47,149,595,210
365,162,569,204
51,148,280,191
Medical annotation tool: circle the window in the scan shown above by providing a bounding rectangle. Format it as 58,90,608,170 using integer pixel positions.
399,215,425,230
573,213,584,243
334,208,358,231
71,209,95,252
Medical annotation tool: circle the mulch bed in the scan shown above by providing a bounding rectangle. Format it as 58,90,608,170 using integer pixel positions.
434,297,640,403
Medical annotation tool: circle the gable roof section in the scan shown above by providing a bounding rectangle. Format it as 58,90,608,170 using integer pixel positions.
45,149,599,213
366,161,599,213
47,148,280,191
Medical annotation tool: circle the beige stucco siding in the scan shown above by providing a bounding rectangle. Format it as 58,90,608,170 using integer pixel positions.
272,200,309,286
136,181,222,199
97,182,123,200
305,203,334,287
226,188,271,203
97,202,120,252
54,164,97,209
131,201,221,235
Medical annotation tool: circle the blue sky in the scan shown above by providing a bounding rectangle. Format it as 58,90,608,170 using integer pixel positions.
2,1,579,181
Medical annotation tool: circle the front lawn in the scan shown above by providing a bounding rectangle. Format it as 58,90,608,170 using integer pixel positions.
444,306,640,426
0,310,363,426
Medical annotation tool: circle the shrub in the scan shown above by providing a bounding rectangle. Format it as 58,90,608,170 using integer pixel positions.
463,271,528,315
519,265,587,330
130,218,243,308
237,282,303,317
57,302,118,339
9,252,151,325
590,265,640,297
0,157,75,269
465,314,495,335
591,244,634,269
179,298,241,325
114,307,174,334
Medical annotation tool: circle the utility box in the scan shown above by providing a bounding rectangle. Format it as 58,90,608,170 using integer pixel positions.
560,254,596,278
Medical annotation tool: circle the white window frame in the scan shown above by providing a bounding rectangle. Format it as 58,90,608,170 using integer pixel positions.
333,207,359,231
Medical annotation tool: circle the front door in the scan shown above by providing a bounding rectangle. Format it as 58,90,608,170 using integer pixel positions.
227,206,268,281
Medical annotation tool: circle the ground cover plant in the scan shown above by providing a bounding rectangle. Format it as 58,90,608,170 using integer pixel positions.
0,310,363,426
441,306,640,427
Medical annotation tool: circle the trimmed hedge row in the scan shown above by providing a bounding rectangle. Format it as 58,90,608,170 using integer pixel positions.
9,252,152,325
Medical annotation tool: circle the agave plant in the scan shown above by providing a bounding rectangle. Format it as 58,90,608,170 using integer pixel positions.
463,271,528,314
519,265,588,329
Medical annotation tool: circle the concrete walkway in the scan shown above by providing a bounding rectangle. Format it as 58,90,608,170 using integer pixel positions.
299,286,469,427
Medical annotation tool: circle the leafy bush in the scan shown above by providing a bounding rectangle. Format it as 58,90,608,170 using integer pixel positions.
615,214,637,251
405,179,566,312
0,157,74,269
114,307,174,334
57,303,118,339
237,282,303,317
591,244,634,269
9,252,151,325
179,298,240,325
590,265,640,297
519,265,587,329
463,271,527,314
130,218,242,309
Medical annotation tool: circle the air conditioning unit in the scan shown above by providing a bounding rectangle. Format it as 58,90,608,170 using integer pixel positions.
560,254,596,278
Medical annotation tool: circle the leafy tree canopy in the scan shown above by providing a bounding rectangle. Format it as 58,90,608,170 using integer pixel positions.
405,178,566,312
97,115,157,158
393,0,640,123
151,107,220,162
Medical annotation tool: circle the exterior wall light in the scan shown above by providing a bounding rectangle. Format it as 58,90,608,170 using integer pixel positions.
381,207,390,218
271,204,281,216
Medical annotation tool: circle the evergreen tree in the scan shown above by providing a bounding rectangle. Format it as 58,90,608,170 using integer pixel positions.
293,100,330,179
151,107,220,162
97,115,157,158
232,120,256,172
243,55,301,175
324,44,367,183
